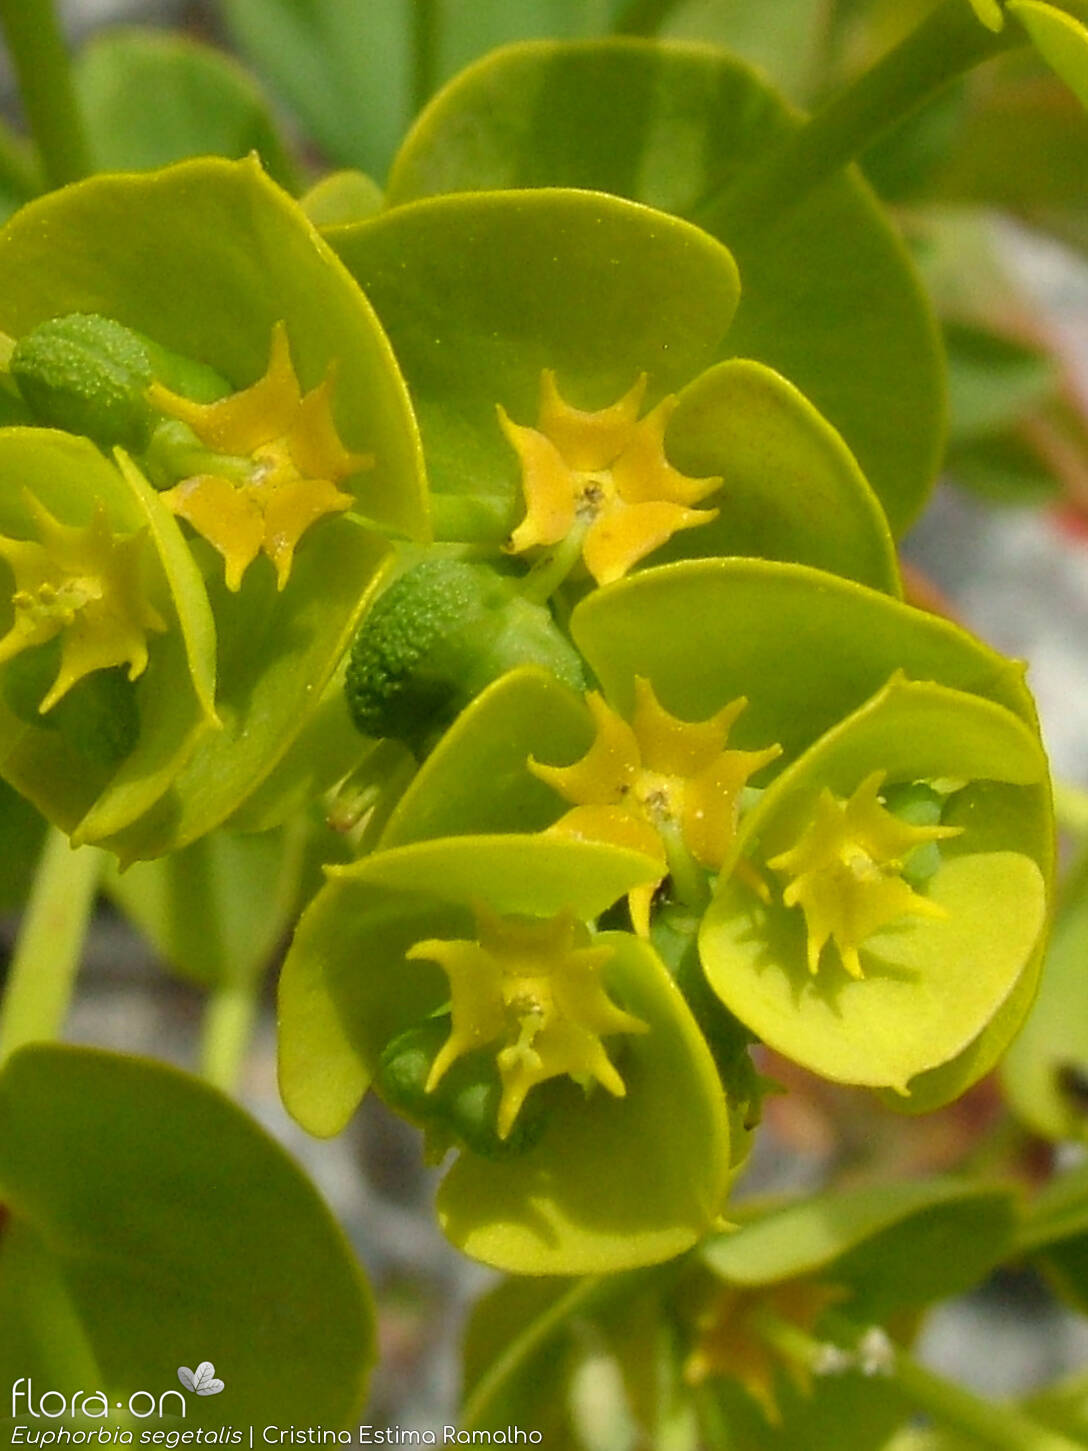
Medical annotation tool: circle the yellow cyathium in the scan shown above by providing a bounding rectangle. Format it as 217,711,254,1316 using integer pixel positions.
150,322,371,591
500,370,720,586
407,904,647,1141
0,492,166,712
768,770,963,979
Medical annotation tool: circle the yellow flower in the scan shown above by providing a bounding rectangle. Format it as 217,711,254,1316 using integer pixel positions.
499,370,721,586
684,1279,846,1425
149,323,371,591
406,904,647,1140
0,493,166,712
530,679,781,935
768,771,962,980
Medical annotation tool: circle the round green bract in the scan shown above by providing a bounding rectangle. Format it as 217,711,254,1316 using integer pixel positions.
386,38,944,534
700,676,1050,1093
0,431,216,846
0,157,426,855
278,834,730,1272
327,187,739,535
0,1044,374,1428
571,557,1038,769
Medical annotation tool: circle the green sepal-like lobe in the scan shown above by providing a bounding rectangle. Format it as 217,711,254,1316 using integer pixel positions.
279,833,663,1137
701,1178,1018,1323
386,39,944,535
279,835,730,1272
700,676,1050,1093
571,558,1038,769
1001,847,1088,1142
1009,1,1088,106
0,1044,374,1428
328,187,739,538
435,930,731,1274
658,360,900,595
0,157,427,854
0,431,217,843
379,666,592,848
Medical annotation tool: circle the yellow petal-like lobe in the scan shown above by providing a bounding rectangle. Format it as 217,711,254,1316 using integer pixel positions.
769,772,963,978
407,905,647,1139
610,397,721,508
498,406,578,553
532,684,780,933
150,323,370,589
528,691,640,805
537,369,647,471
0,494,166,712
503,371,719,585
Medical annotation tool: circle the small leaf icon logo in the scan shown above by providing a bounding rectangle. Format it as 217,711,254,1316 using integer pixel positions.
178,1362,225,1396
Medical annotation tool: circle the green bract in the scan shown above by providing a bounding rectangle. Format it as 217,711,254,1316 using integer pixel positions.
0,156,426,858
278,833,732,1273
701,675,1050,1096
0,430,215,844
327,187,899,593
0,1044,374,1428
385,39,944,534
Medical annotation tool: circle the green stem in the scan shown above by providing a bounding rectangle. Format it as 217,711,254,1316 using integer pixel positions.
412,0,440,115
0,0,92,189
199,978,261,1094
694,0,1015,244
0,826,102,1067
1053,780,1088,839
756,1311,1085,1451
519,521,589,604
612,0,687,37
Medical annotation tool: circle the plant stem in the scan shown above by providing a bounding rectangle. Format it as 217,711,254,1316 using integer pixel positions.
756,1311,1086,1451
0,0,92,189
0,827,102,1068
412,0,440,115
199,977,261,1094
695,0,1015,244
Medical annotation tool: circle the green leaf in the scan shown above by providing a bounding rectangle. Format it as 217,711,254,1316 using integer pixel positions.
0,1044,374,1428
386,40,944,533
0,778,46,912
0,432,217,845
700,675,1050,1093
279,838,728,1272
659,360,900,593
571,558,1039,772
943,320,1056,442
1009,0,1088,105
702,1178,1017,1321
1002,848,1088,1141
655,0,831,99
436,930,731,1272
104,819,313,988
1019,1163,1088,1316
380,666,593,847
279,833,662,1136
0,158,427,855
74,29,300,190
301,169,385,226
328,187,740,536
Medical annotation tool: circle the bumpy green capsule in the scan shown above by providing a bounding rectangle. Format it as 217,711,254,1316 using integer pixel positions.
376,1017,550,1161
345,557,586,750
10,313,229,454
